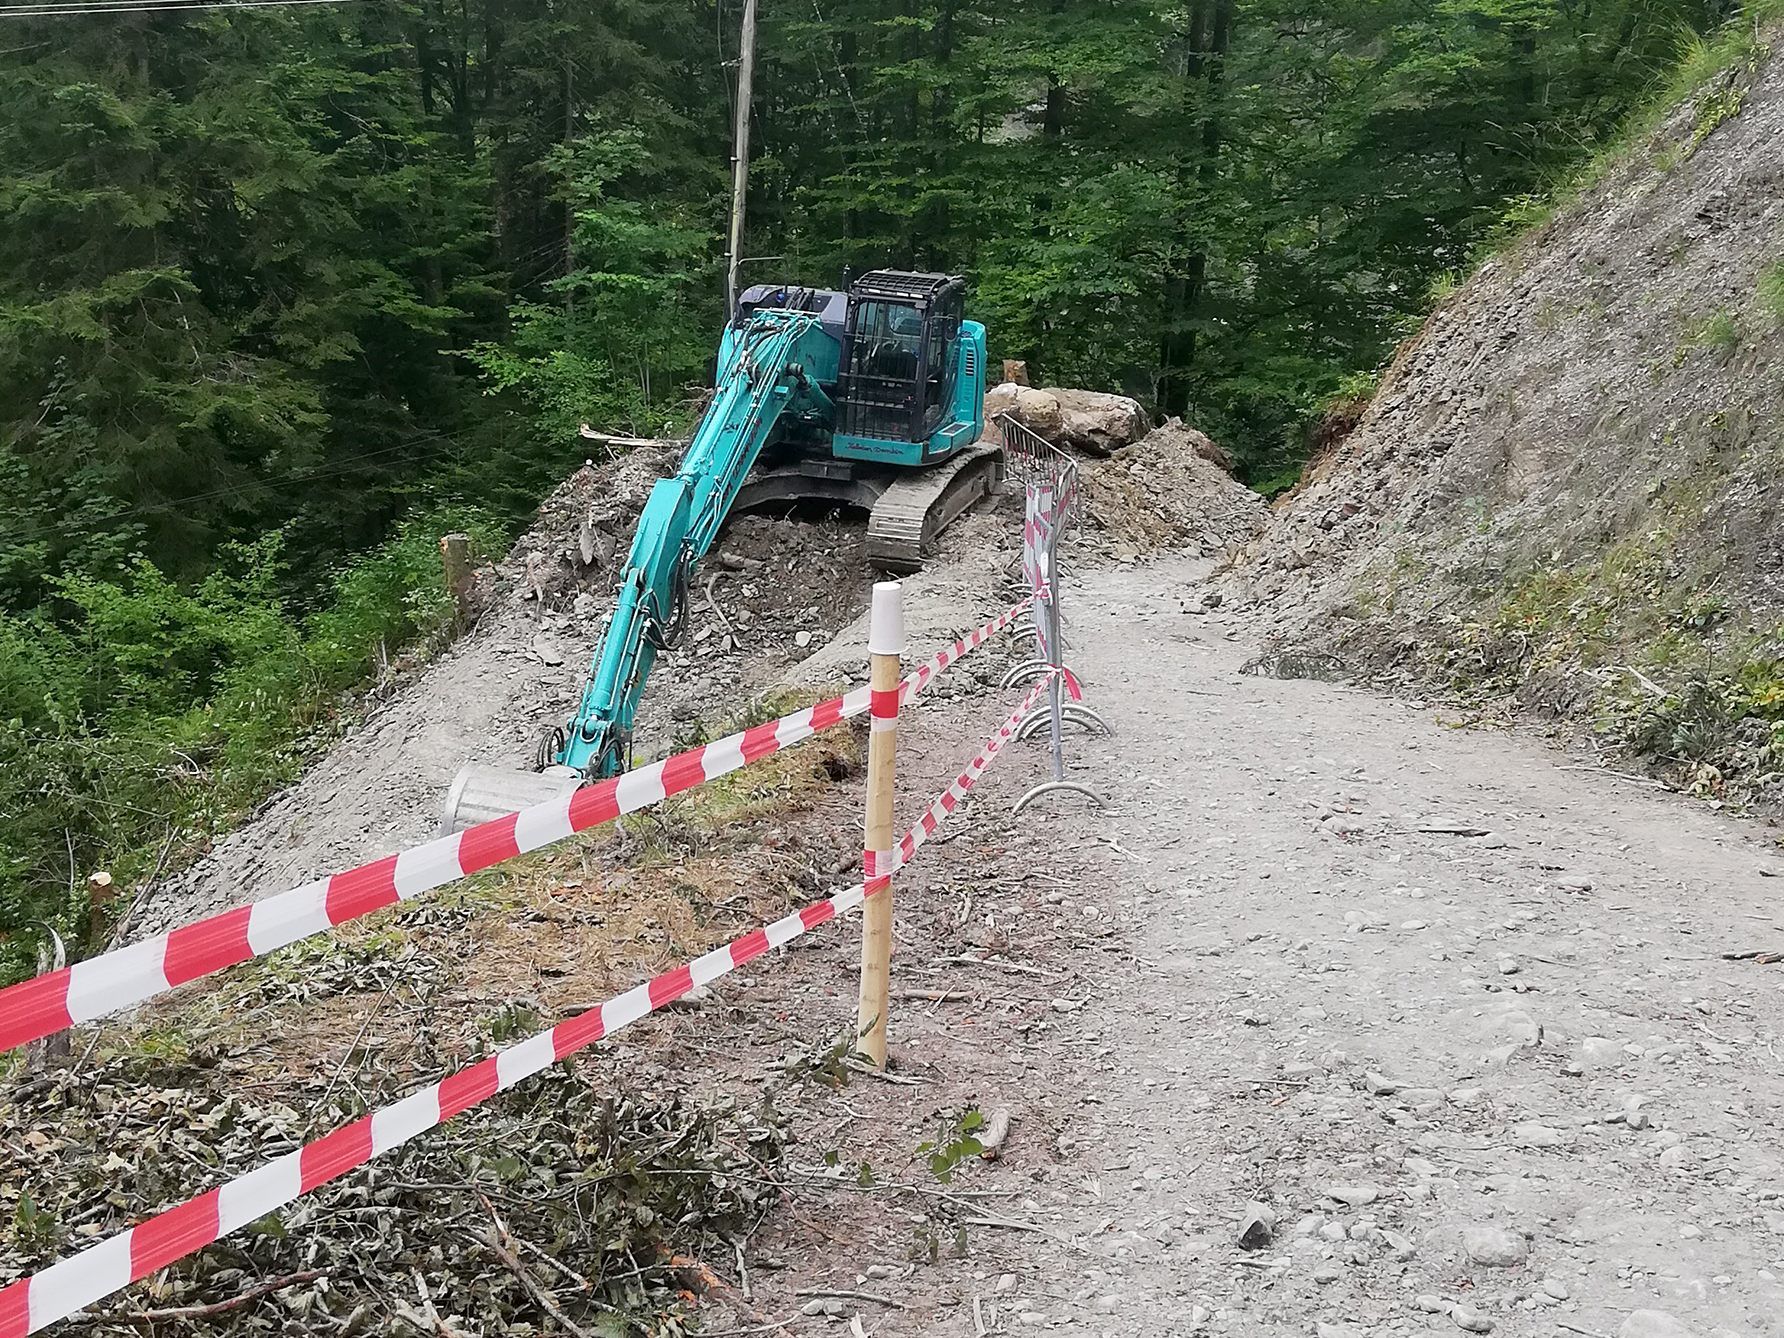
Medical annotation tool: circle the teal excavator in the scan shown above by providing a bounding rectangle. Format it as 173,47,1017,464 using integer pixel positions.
443,270,997,829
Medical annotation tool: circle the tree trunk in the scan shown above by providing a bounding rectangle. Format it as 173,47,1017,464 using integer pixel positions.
926,0,957,267
1158,0,1233,421
563,50,576,305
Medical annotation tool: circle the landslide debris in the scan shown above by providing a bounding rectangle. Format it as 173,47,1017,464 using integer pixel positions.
1083,419,1266,559
1228,34,1784,803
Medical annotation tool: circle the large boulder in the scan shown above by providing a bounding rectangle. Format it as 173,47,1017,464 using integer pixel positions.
985,383,1150,456
984,382,1065,441
1041,387,1149,455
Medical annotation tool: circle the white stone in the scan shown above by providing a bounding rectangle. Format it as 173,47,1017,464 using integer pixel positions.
1451,1304,1495,1333
1509,1121,1568,1149
1578,1035,1624,1067
1618,1311,1700,1338
1461,1225,1529,1267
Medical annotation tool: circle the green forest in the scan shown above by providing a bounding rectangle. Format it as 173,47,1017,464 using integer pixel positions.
0,0,1767,980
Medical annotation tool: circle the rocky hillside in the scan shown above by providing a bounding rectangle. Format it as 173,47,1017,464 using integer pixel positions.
1229,29,1784,804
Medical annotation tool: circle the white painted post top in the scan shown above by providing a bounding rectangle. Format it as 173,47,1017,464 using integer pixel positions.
868,580,905,656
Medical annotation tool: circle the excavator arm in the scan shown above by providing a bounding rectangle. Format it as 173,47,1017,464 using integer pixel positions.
555,307,839,777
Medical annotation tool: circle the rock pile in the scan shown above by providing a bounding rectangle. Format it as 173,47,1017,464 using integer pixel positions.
504,446,677,605
1081,419,1267,559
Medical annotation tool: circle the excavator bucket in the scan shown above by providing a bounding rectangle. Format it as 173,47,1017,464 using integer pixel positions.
441,763,581,834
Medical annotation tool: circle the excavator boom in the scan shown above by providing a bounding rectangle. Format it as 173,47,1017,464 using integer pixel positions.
557,307,837,776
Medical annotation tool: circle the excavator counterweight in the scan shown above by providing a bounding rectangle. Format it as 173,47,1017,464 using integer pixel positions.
443,270,994,831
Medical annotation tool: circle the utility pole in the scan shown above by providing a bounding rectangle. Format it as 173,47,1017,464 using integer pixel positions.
724,0,758,317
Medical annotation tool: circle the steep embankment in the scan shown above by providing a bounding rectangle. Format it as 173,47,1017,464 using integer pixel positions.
1231,32,1784,803
135,448,878,933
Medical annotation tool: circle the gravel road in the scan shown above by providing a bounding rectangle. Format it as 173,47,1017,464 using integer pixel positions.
903,555,1784,1338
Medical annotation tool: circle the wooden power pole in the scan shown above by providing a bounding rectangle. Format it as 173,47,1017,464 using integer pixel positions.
724,0,758,316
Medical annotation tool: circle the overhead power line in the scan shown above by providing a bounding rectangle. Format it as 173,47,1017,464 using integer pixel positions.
0,0,368,18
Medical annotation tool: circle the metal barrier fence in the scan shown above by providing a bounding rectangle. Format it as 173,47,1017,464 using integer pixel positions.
993,411,1112,812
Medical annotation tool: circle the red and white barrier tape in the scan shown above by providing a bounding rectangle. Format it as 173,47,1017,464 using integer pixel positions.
0,677,1050,1336
897,600,1028,703
0,600,1031,1058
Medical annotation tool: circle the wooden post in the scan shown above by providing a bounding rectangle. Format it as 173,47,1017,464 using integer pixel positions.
85,870,114,948
855,581,904,1069
439,532,474,631
724,0,758,315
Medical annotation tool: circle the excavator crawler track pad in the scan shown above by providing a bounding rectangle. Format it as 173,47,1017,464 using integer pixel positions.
866,441,1004,573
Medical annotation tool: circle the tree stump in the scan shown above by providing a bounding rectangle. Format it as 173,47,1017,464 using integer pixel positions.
439,532,474,631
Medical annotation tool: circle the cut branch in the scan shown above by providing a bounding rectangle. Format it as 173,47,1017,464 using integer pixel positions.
96,1271,324,1325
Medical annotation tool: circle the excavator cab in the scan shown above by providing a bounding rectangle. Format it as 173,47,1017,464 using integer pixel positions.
834,271,983,467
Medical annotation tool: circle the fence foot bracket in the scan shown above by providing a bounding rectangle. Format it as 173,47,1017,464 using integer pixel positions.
1017,703,1113,740
1013,779,1106,814
1001,660,1053,689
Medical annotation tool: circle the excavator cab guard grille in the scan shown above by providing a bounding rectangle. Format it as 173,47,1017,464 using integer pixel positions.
837,271,966,453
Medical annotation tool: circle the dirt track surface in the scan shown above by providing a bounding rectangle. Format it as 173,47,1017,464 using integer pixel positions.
60,479,1784,1338
755,554,1784,1338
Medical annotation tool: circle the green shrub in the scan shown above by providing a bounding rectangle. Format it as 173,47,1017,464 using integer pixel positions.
0,508,502,985
1688,309,1742,353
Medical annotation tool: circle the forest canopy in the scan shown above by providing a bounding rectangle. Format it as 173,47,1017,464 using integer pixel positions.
0,0,1762,978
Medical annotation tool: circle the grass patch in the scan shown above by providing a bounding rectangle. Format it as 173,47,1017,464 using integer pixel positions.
1687,81,1749,151
1427,269,1463,304
1758,260,1784,321
1484,192,1562,251
1687,309,1743,355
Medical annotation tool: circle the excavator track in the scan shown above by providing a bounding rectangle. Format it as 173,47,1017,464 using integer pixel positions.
866,441,1005,572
